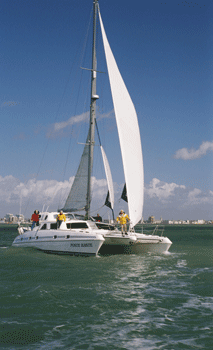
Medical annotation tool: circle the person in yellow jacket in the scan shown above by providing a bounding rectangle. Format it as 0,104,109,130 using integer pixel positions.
116,210,130,236
56,210,66,228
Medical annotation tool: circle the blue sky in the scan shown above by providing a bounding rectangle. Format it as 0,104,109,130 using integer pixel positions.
1,0,212,220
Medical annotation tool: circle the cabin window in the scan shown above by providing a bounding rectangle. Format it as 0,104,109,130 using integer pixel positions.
45,215,48,220
89,221,98,229
66,214,75,220
41,224,47,230
50,223,57,230
96,223,115,231
66,222,88,229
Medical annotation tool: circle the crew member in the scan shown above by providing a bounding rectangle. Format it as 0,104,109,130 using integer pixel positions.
31,210,40,230
95,214,102,222
57,210,66,228
116,210,130,236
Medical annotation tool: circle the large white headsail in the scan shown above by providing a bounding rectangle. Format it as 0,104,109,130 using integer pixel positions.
98,8,144,227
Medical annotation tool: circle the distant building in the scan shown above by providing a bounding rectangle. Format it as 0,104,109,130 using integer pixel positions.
192,220,206,225
168,220,189,224
146,218,210,225
148,216,155,224
182,220,190,224
4,213,17,223
4,213,25,223
16,214,25,223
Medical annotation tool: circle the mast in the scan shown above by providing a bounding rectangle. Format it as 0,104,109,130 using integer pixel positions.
86,0,99,219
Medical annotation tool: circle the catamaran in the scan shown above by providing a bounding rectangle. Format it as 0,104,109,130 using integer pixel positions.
13,0,172,255
61,0,172,254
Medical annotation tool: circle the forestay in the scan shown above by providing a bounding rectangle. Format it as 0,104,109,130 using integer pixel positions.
98,8,144,227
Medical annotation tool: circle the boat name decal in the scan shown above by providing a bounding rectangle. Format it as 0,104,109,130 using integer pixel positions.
70,243,93,248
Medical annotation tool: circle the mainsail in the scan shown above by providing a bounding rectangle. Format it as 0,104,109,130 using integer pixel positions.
98,8,144,227
62,131,90,212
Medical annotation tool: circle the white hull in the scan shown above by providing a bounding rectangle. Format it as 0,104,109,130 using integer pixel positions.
12,231,104,256
13,217,104,256
100,231,172,254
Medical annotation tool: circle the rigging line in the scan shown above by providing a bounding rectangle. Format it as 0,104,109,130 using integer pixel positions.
79,5,93,68
57,135,74,208
70,7,93,117
59,7,93,179
47,7,93,140
95,119,102,146
60,68,90,197
57,80,91,209
90,204,105,216
63,5,93,152
22,14,94,217
58,13,93,208
90,204,114,222
42,8,94,211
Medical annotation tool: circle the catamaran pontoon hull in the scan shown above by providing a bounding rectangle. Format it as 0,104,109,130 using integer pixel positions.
99,232,172,255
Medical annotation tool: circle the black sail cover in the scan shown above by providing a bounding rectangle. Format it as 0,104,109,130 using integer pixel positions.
105,191,112,209
121,183,128,202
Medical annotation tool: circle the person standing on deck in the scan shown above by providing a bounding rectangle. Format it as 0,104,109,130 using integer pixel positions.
31,210,40,230
56,210,66,228
116,210,130,236
95,214,102,222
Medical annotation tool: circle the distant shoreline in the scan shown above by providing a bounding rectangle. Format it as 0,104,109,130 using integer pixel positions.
0,222,212,228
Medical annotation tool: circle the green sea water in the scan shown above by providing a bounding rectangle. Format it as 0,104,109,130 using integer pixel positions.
0,224,212,350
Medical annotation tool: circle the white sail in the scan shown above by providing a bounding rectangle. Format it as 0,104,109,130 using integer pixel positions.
63,130,90,212
98,9,144,227
100,145,114,210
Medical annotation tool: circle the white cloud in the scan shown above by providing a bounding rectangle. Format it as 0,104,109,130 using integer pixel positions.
144,178,213,219
46,109,114,138
145,178,186,202
0,175,20,203
54,112,89,132
47,111,90,138
145,178,213,206
0,175,110,218
91,177,107,198
185,188,213,206
0,175,74,217
1,101,20,107
0,175,212,220
97,109,114,121
174,141,213,160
